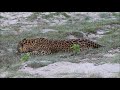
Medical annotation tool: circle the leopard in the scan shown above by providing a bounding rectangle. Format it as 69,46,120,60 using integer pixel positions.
17,37,103,55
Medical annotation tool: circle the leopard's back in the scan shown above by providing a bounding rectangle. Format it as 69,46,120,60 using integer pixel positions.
50,38,102,52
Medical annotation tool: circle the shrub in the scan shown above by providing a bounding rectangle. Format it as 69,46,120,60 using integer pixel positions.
70,44,80,54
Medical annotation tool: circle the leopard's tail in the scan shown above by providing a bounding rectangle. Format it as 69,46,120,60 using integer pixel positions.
86,40,103,48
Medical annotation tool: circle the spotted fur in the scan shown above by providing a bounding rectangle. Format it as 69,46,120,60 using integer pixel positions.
17,38,102,55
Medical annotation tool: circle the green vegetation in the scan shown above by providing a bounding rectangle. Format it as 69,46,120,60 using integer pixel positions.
84,16,91,20
27,12,40,21
110,54,120,63
99,13,111,19
41,12,70,19
70,44,80,54
20,53,30,62
98,27,120,49
60,12,70,18
0,15,4,18
51,19,120,33
112,12,120,19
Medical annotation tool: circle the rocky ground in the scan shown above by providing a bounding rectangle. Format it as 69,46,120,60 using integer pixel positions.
0,12,120,78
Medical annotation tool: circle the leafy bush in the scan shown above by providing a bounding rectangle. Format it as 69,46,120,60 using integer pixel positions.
70,44,80,54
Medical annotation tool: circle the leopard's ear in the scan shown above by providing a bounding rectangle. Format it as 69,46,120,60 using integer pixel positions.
22,38,27,41
22,38,27,43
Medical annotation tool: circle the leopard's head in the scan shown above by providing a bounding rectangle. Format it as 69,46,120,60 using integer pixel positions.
17,38,31,53
17,38,48,53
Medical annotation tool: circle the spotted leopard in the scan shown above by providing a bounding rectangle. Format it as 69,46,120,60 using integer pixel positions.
17,38,102,55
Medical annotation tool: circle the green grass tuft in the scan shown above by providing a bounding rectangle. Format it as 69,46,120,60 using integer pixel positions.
99,13,111,19
50,19,120,33
98,27,120,49
20,53,30,62
111,54,120,63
